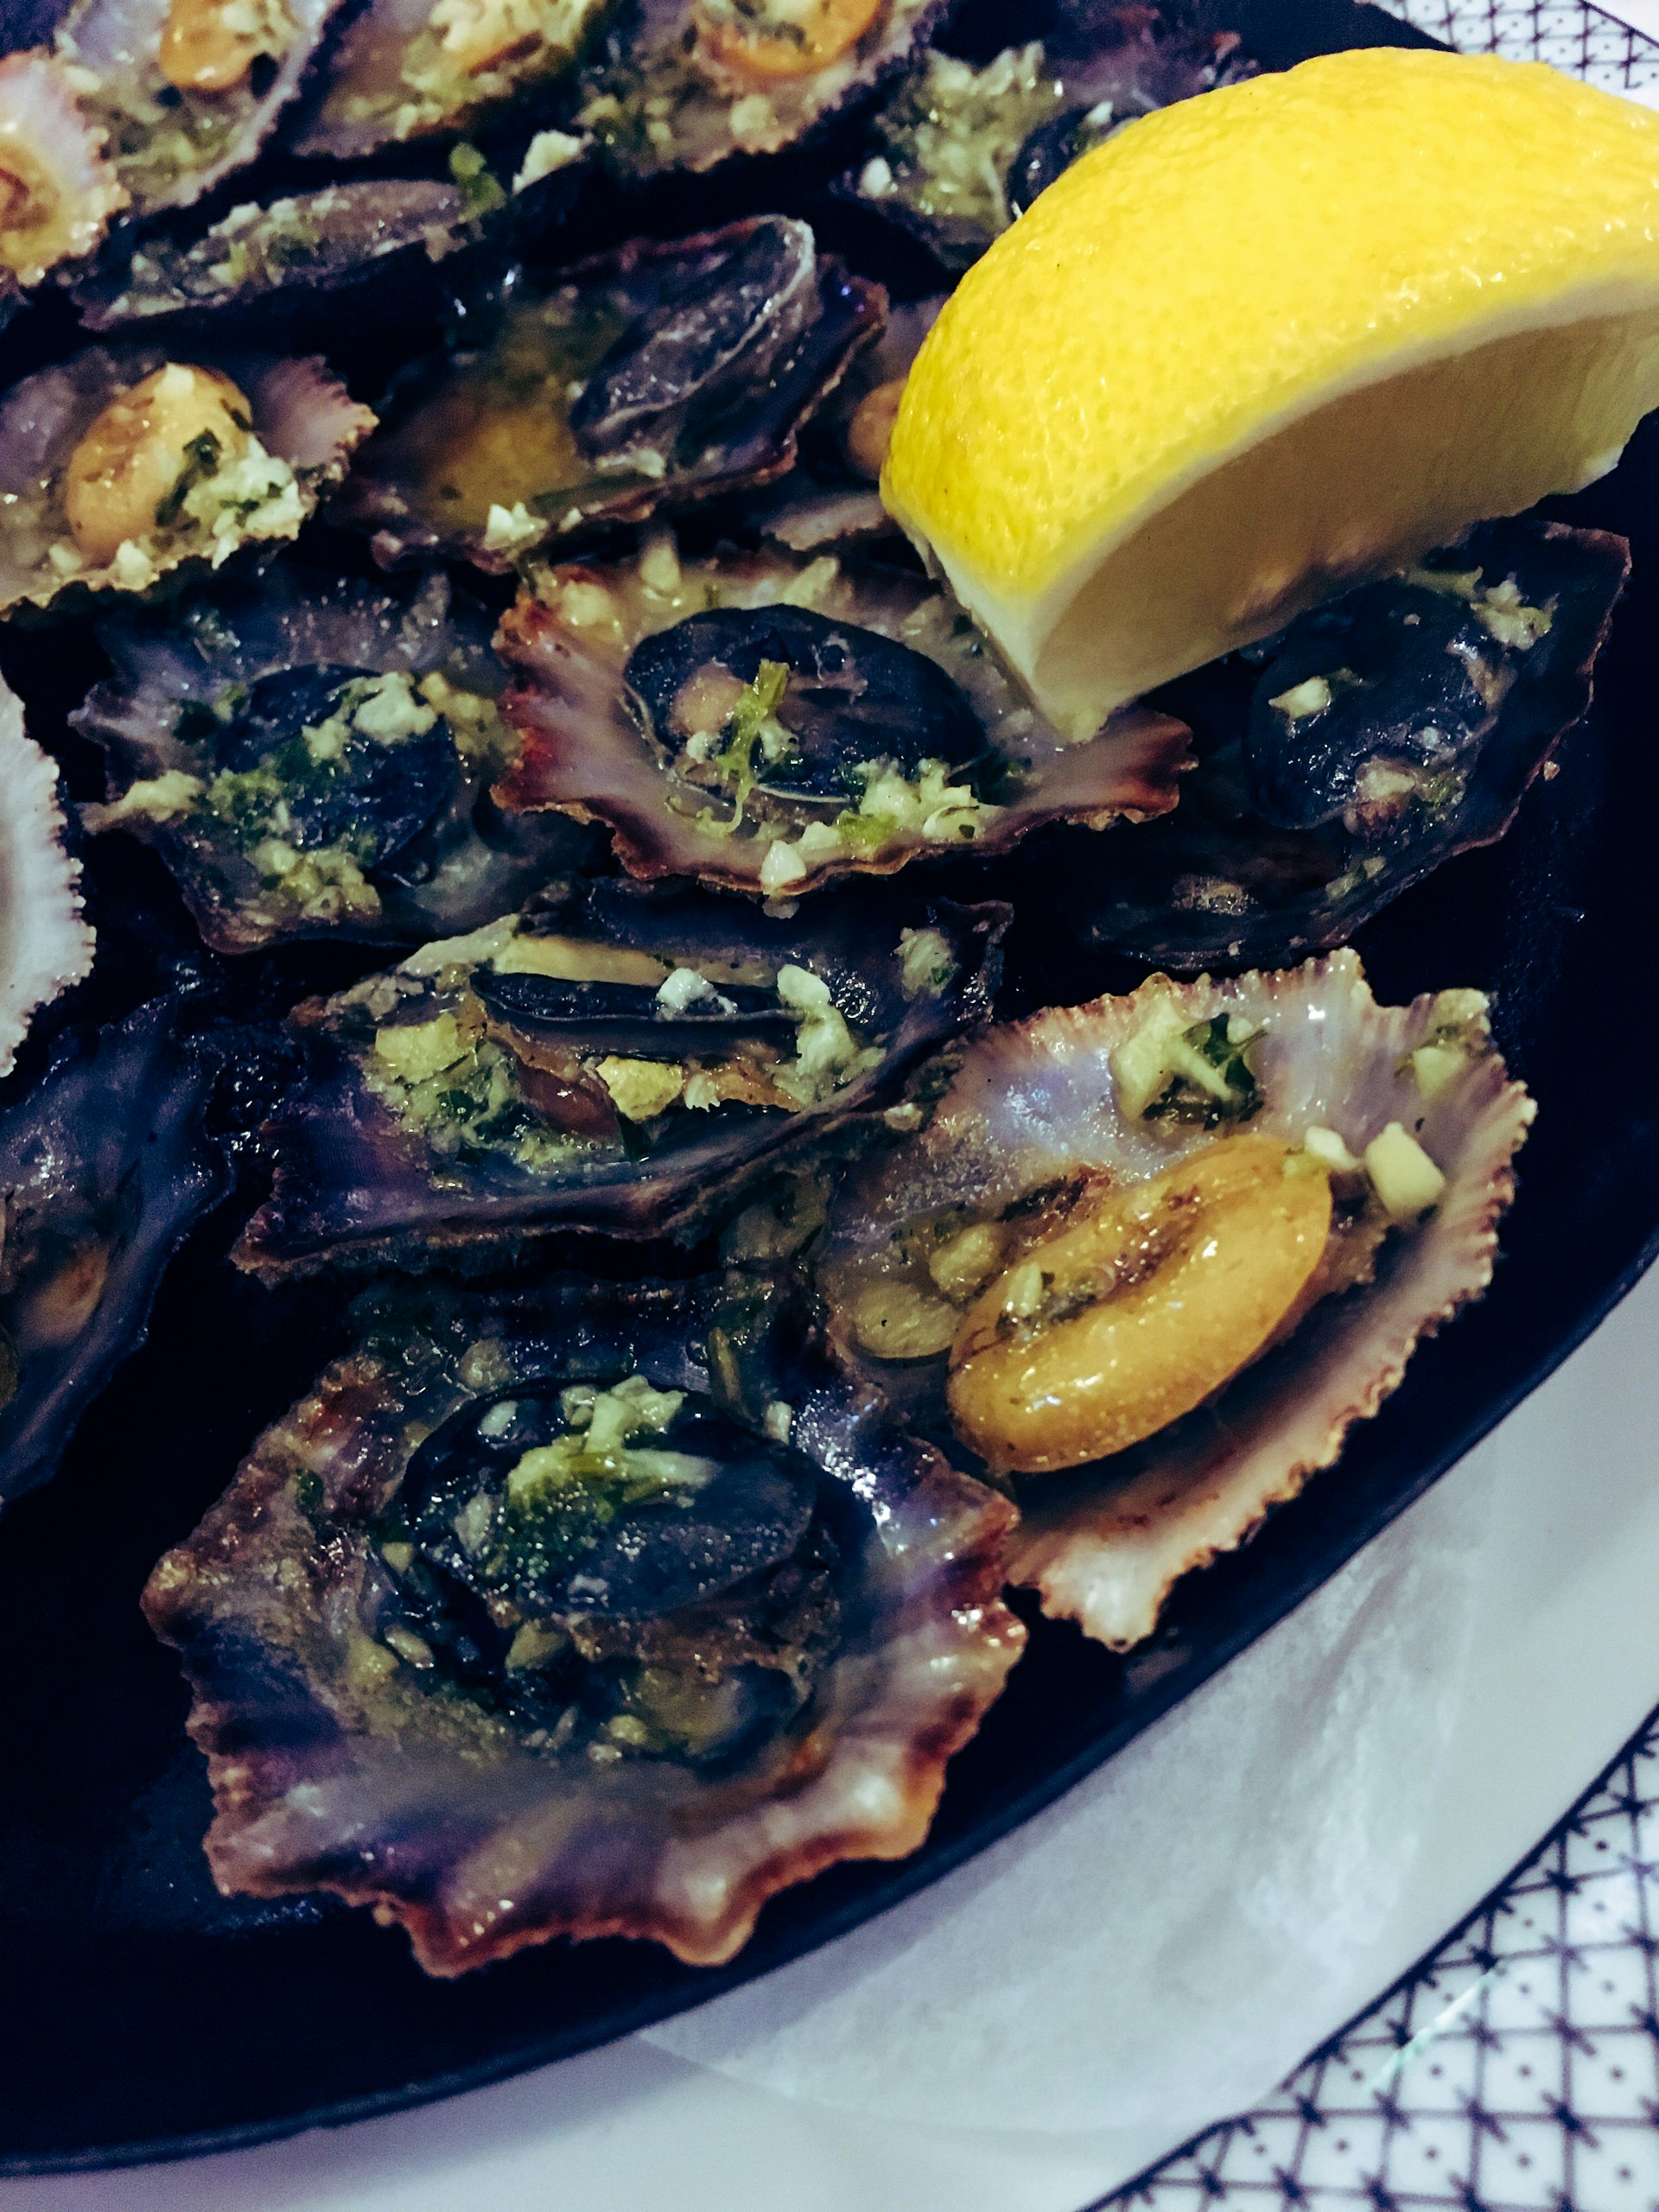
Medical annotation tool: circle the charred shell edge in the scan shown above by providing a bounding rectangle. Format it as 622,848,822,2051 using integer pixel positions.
0,998,230,1502
818,950,1533,1649
232,890,1008,1278
141,1276,1024,1970
330,222,885,574
494,563,1191,897
0,673,93,1078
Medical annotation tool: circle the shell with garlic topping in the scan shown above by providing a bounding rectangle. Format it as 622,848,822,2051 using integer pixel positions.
233,874,1006,1277
575,0,949,180
815,950,1533,1650
290,0,613,159
842,0,1253,270
72,562,593,954
0,48,125,311
54,0,349,217
142,1273,1023,1973
496,532,1190,899
0,346,374,620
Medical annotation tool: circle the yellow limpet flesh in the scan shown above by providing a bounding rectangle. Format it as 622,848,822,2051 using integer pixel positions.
883,49,1659,734
699,0,883,80
158,0,294,92
947,1136,1333,1474
63,363,257,568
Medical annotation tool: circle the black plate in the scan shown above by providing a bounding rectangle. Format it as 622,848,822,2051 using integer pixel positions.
2,0,1656,2173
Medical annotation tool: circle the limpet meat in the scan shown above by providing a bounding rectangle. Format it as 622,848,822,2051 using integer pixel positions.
73,562,590,952
496,532,1190,898
143,1274,1023,1970
814,950,1533,1649
233,875,1006,1275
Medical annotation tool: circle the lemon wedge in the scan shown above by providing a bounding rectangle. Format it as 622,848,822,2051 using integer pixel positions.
881,48,1659,737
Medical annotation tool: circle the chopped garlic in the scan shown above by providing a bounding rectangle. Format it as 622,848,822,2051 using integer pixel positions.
596,1055,684,1122
1363,1122,1446,1221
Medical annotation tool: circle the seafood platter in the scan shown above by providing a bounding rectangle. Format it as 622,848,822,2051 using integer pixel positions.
0,0,1655,2164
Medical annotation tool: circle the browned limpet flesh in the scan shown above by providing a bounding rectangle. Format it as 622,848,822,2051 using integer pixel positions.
0,346,374,620
143,1277,1024,1972
495,533,1190,899
813,951,1534,1650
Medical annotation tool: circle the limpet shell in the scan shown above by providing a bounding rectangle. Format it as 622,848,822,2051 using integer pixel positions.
577,0,949,180
70,178,493,332
142,1274,1023,1971
73,562,590,953
0,998,228,1503
815,950,1533,1649
55,0,348,217
0,48,125,309
496,537,1190,898
0,671,93,1077
0,346,374,620
1045,519,1630,969
331,217,881,575
233,876,1007,1277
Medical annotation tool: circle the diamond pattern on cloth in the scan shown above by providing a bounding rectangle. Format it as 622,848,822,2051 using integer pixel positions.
1376,0,1659,93
1099,1715,1659,2209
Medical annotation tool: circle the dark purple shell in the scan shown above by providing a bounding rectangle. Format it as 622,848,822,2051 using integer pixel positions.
232,876,1007,1277
1035,519,1630,969
142,1274,1023,1972
494,540,1190,898
329,219,883,574
842,0,1255,269
73,563,593,955
0,1000,228,1503
70,179,497,334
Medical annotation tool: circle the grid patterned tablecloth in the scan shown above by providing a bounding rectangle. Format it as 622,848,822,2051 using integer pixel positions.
1096,8,1659,2204
1108,1713,1659,2209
